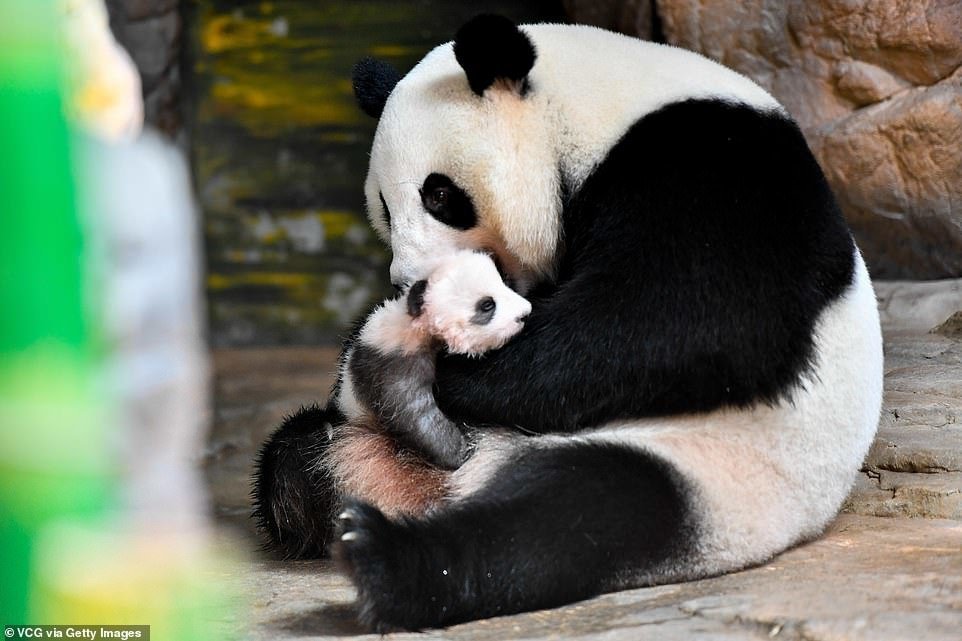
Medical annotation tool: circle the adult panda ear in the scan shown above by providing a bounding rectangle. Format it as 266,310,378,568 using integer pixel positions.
352,57,402,118
453,14,537,97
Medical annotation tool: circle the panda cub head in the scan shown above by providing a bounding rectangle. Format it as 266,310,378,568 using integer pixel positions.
407,250,531,357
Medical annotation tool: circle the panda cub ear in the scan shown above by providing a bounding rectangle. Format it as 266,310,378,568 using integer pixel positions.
453,14,537,97
352,57,402,118
407,280,428,318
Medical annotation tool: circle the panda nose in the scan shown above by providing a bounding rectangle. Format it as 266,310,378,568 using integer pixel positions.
392,281,406,294
516,312,530,324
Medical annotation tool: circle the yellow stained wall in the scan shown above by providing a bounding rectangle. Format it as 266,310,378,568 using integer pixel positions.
189,0,564,346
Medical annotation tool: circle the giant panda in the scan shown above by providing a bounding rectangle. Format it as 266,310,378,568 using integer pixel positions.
253,14,883,632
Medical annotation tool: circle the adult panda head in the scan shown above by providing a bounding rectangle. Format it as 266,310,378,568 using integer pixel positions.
352,14,781,292
352,14,561,293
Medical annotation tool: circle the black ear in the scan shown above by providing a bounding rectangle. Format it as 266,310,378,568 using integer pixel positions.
352,57,402,118
453,14,537,96
407,280,428,318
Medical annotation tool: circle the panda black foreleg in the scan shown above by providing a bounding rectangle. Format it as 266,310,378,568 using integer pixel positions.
251,403,344,558
336,440,697,631
433,267,648,434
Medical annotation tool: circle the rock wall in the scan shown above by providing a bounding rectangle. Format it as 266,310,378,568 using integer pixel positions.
104,0,183,140
567,0,962,279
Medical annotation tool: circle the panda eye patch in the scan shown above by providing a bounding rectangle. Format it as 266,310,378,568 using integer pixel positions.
420,173,477,230
427,187,449,208
471,296,496,325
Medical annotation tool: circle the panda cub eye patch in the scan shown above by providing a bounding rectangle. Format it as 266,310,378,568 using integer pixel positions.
420,173,477,230
471,296,496,325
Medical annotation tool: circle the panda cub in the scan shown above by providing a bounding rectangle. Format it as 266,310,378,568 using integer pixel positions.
328,249,531,516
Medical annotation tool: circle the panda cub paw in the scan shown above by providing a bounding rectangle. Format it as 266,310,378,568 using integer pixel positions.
334,501,426,632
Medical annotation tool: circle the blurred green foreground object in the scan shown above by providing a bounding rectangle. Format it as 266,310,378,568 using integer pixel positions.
1,3,241,636
0,0,112,624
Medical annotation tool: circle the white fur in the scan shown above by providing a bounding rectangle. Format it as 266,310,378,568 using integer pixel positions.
336,345,364,422
335,251,530,417
364,24,782,285
358,301,427,357
419,251,530,355
448,429,528,499
451,253,883,579
354,250,530,357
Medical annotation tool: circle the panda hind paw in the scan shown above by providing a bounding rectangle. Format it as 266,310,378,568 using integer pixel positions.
333,500,422,632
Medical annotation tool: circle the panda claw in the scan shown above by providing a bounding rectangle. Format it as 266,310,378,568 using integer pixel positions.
338,509,355,522
331,501,419,631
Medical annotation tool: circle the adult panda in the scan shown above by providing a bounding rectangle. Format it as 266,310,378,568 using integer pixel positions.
262,14,884,632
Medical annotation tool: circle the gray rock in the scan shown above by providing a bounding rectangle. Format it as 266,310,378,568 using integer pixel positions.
104,0,182,139
143,63,182,141
875,279,962,332
105,0,178,21
850,470,962,519
112,10,180,90
933,311,962,339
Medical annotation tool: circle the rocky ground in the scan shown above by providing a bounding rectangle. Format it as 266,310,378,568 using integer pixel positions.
205,279,962,640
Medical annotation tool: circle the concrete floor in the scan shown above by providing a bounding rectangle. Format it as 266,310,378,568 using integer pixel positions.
205,279,962,640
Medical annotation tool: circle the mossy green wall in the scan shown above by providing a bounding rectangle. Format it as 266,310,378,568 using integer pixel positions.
188,1,564,346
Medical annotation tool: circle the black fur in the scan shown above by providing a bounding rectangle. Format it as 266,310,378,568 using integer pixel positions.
471,296,496,325
251,403,342,558
251,98,858,628
349,343,468,470
407,279,427,317
435,99,855,432
337,442,697,631
352,57,402,118
378,192,391,228
421,173,478,230
453,14,537,96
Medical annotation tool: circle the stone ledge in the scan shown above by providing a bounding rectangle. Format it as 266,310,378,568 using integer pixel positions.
875,280,962,332
839,280,962,520
236,515,962,640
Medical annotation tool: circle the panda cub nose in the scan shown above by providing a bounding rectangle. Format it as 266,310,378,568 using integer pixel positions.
516,312,530,324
